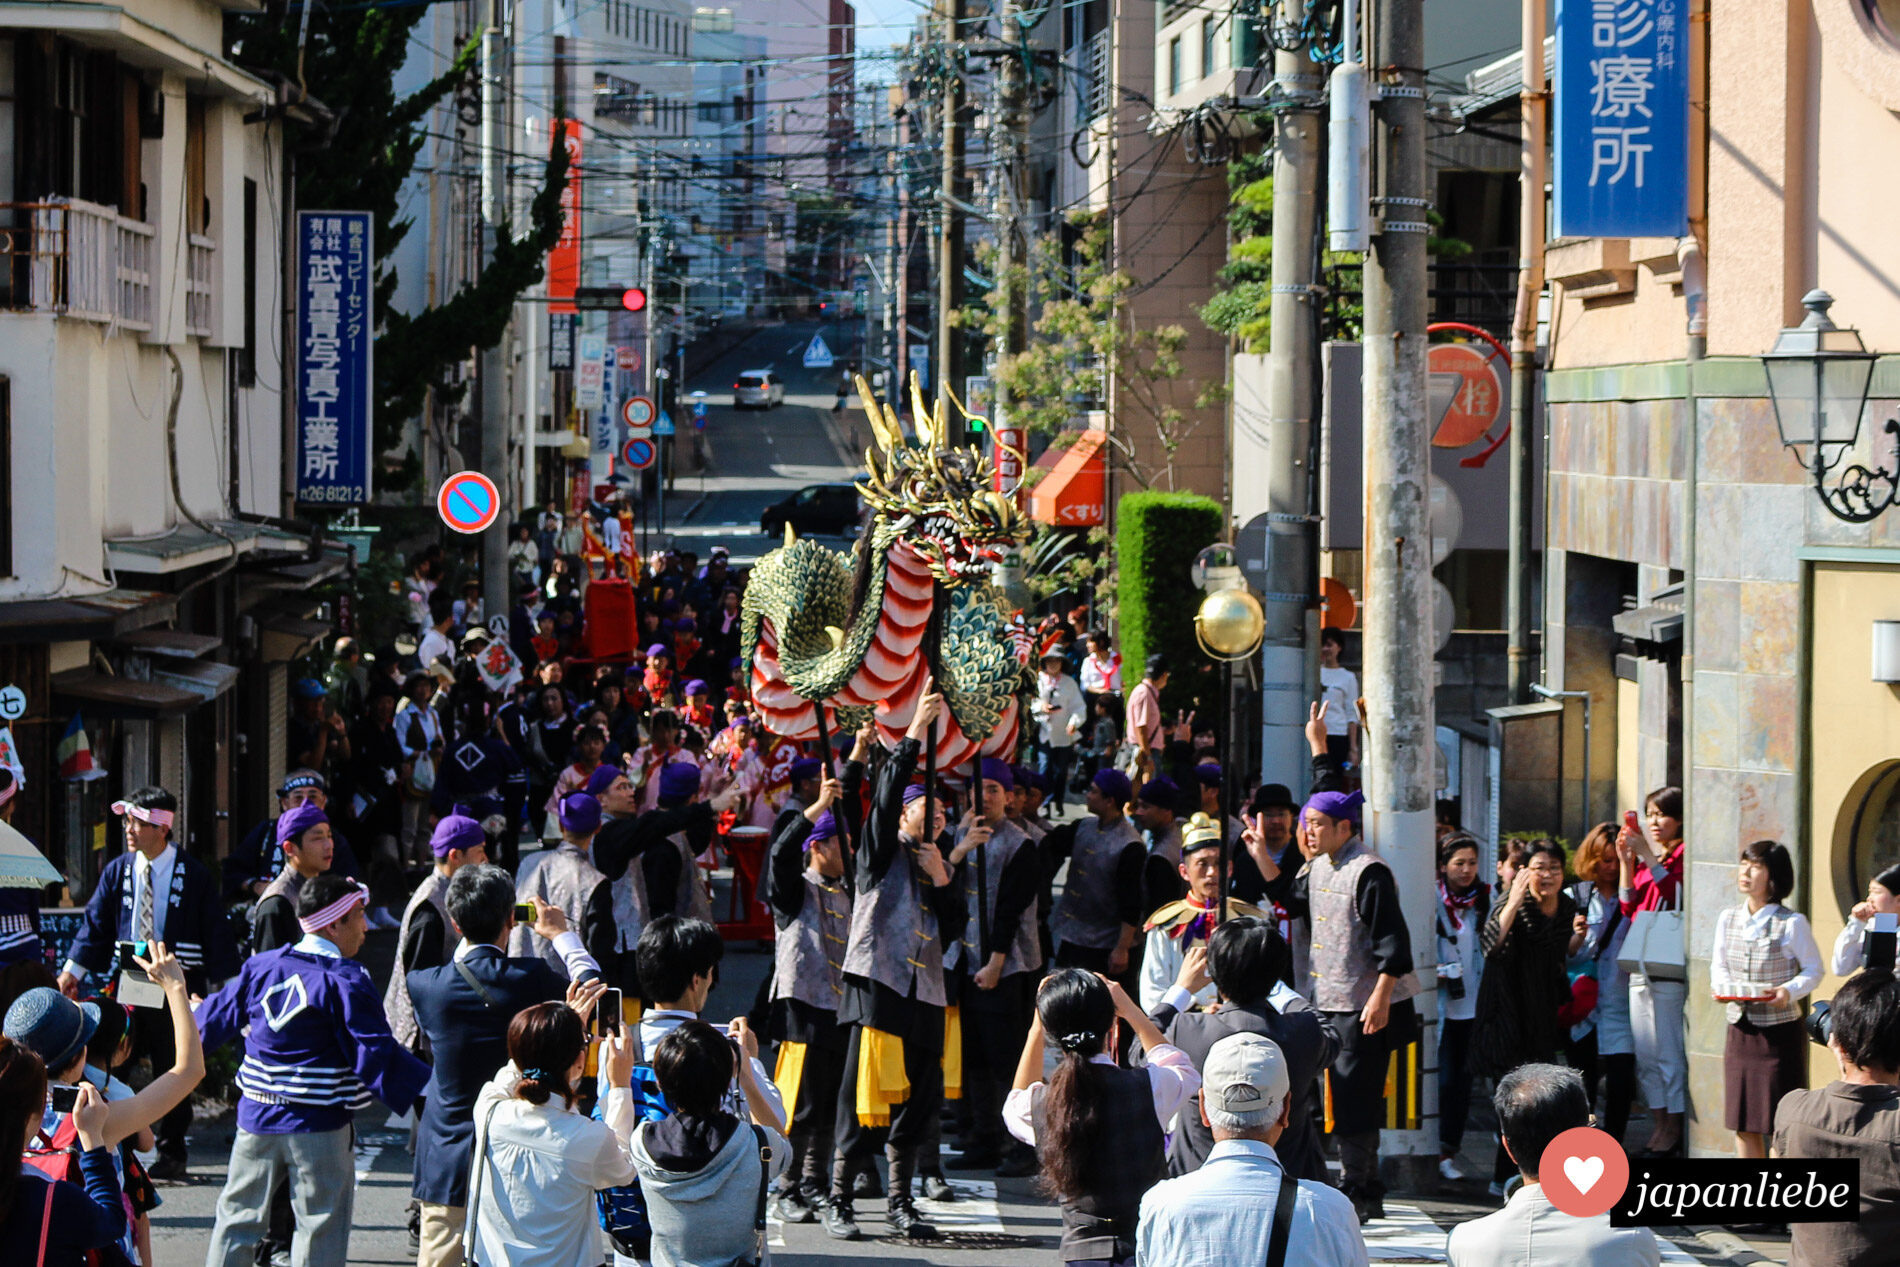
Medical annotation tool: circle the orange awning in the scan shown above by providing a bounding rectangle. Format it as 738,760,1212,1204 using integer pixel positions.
1030,430,1107,527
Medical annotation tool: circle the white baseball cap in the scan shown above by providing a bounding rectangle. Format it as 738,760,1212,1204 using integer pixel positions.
1203,1033,1290,1119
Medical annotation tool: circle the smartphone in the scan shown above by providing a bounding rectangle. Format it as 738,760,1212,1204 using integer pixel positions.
116,940,151,973
49,1084,80,1114
1623,810,1642,835
513,902,536,924
597,988,623,1038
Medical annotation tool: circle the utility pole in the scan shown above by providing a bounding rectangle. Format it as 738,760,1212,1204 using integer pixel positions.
1255,40,1324,790
477,0,510,607
1360,0,1437,1182
1506,0,1547,704
934,0,965,437
991,0,1027,491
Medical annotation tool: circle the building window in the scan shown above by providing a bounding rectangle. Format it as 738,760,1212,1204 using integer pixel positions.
240,178,256,387
1168,35,1182,95
1201,17,1218,77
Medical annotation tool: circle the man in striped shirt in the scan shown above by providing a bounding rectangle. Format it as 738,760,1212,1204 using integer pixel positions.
198,874,430,1267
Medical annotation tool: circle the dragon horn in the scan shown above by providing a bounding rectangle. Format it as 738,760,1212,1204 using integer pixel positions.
784,522,798,549
908,371,935,448
856,373,898,452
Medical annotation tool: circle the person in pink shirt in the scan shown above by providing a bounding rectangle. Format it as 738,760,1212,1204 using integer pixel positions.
1616,785,1686,1156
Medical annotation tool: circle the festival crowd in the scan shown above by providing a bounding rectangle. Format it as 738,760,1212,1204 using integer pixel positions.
0,525,1892,1267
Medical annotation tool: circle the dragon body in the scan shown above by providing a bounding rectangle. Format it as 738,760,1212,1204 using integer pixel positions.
742,376,1034,769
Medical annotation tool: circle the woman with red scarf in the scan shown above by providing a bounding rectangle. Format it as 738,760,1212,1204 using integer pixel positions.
1618,784,1688,1157
1433,834,1488,1181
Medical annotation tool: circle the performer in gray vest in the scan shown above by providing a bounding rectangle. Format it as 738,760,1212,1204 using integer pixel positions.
584,763,658,1010
825,689,966,1242
384,813,488,1057
1250,787,1419,1224
1044,768,1146,975
252,804,335,953
764,770,858,1225
508,792,616,975
945,758,1042,1176
1132,774,1187,914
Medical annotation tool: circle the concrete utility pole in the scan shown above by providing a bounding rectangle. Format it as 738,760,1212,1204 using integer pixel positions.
1360,0,1437,1179
934,0,966,436
991,0,1028,481
1257,43,1324,791
1506,0,1547,705
477,1,511,607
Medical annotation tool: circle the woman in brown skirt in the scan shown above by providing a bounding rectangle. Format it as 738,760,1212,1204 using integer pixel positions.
1710,839,1823,1157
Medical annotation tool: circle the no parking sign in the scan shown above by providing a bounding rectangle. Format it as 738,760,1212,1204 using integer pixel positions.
622,437,657,470
438,471,501,534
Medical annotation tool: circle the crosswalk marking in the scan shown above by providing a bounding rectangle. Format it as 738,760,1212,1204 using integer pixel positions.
916,1177,1006,1234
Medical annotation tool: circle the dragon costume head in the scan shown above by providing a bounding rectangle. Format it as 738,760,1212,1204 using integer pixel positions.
856,373,1031,586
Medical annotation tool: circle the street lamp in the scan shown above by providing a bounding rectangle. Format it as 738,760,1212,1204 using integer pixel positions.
1192,546,1266,929
1762,289,1892,522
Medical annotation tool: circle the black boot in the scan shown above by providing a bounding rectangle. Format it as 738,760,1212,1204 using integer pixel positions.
823,1155,861,1240
774,1137,815,1223
798,1136,831,1213
885,1146,939,1240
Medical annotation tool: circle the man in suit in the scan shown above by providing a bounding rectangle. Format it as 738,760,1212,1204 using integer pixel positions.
1147,915,1339,1182
1445,1064,1660,1266
406,863,605,1267
58,785,241,1179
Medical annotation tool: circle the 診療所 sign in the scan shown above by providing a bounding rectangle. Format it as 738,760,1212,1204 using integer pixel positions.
295,212,374,505
1553,0,1688,239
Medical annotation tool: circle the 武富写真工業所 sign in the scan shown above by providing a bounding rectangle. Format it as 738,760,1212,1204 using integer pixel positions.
295,212,374,506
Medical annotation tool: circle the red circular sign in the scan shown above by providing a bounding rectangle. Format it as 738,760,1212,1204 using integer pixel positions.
622,437,657,470
437,472,501,534
1428,343,1505,448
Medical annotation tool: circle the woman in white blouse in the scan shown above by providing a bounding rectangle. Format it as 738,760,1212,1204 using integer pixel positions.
464,998,638,1267
1004,970,1200,1267
1710,840,1823,1159
1831,863,1900,976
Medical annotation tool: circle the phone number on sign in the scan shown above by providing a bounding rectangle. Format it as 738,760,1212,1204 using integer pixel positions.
297,486,367,505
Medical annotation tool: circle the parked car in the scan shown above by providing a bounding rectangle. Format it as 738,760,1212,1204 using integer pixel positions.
761,482,864,537
733,370,785,409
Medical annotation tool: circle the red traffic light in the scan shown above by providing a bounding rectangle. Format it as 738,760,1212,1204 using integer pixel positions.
622,287,647,312
575,285,648,312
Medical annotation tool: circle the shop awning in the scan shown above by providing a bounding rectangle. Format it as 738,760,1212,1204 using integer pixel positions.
104,520,309,575
0,589,176,644
116,630,222,659
1612,582,1684,644
50,669,198,718
1029,430,1107,528
242,544,351,591
148,658,240,703
259,615,332,663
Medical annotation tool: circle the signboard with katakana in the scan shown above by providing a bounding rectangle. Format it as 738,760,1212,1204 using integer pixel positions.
1553,0,1687,239
295,211,374,506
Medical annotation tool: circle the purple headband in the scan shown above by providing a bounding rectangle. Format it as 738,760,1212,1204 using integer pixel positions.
807,811,840,845
979,757,1015,790
902,782,932,807
584,764,625,796
429,814,486,859
1302,789,1364,825
276,803,329,849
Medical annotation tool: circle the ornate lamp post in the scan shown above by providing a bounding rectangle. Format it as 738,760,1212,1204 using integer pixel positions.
1762,290,1889,521
1194,546,1267,926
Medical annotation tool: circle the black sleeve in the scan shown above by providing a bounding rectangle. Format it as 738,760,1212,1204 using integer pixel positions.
1355,863,1415,978
1142,853,1184,917
1151,1001,1182,1033
251,897,298,955
582,880,617,970
928,830,968,949
682,801,716,854
642,839,683,917
862,738,921,885
1309,752,1349,794
590,817,641,882
1278,866,1311,921
1278,991,1342,1071
400,905,448,975
1114,841,1149,929
767,816,813,922
1037,821,1080,875
225,823,268,900
837,759,866,844
988,842,1040,955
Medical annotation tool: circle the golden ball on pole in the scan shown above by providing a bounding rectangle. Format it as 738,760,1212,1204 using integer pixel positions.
1195,586,1266,659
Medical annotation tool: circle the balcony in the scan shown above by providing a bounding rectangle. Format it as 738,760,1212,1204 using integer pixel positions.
0,198,170,333
186,234,215,338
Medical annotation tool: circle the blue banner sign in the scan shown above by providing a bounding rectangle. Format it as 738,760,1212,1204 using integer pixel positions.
1553,0,1688,239
295,211,374,505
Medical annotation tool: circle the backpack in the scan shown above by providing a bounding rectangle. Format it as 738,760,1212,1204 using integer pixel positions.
594,1055,671,1257
23,1113,137,1267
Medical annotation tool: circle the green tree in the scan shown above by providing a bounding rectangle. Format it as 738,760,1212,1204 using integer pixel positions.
226,9,570,481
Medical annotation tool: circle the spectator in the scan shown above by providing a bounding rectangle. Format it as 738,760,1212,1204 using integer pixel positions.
1471,838,1576,1194
1136,1033,1367,1267
408,865,603,1267
1447,1065,1659,1265
1079,630,1122,703
348,682,412,929
395,672,446,867
1712,839,1822,1158
1434,834,1487,1180
417,590,457,675
1077,693,1121,790
287,677,347,778
1125,655,1168,775
1034,650,1085,818
1832,863,1900,976
1617,785,1687,1155
0,1036,127,1266
1567,822,1636,1148
1316,627,1360,768
323,636,368,720
631,1020,790,1267
0,769,50,1012
508,522,539,592
1003,970,1200,1264
1775,968,1900,1266
1148,917,1338,1183
630,916,784,1127
463,1001,637,1267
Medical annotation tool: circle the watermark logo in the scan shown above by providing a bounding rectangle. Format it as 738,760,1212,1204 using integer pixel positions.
1540,1127,1631,1217
1612,1158,1859,1227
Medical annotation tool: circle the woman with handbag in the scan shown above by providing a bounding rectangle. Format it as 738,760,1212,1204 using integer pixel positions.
1565,823,1638,1147
0,1037,128,1266
1470,839,1576,1195
1617,785,1689,1157
463,1000,639,1267
1711,840,1823,1159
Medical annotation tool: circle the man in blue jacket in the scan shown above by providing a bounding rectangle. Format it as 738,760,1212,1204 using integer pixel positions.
57,786,241,1179
198,873,430,1267
406,862,604,1267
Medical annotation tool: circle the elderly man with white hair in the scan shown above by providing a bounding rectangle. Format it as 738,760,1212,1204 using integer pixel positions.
1136,1032,1367,1267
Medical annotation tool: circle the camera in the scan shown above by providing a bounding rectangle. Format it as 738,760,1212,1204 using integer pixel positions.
1865,912,1898,973
49,1083,81,1114
513,902,536,925
1807,1000,1833,1047
1438,959,1465,1001
596,988,623,1038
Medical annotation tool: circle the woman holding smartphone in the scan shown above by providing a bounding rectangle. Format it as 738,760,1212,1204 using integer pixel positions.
0,1037,128,1265
1618,786,1688,1156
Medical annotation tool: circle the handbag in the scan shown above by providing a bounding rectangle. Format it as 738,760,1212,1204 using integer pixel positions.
460,1100,503,1267
1616,867,1686,981
731,1125,772,1267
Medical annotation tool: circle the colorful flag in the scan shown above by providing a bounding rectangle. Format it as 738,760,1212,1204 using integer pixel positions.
0,727,21,787
57,713,104,781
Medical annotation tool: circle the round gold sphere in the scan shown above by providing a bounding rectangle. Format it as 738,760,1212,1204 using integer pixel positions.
1195,587,1266,657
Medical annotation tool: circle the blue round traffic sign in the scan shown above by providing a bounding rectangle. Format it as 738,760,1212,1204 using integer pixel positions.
437,471,501,534
622,437,657,470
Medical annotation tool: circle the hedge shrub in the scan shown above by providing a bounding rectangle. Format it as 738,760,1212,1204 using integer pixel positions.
1114,491,1223,715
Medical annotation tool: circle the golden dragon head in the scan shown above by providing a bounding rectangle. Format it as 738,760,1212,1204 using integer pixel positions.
853,371,1032,586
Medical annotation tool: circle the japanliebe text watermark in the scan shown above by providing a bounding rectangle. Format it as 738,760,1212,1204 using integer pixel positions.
1538,1129,1861,1226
